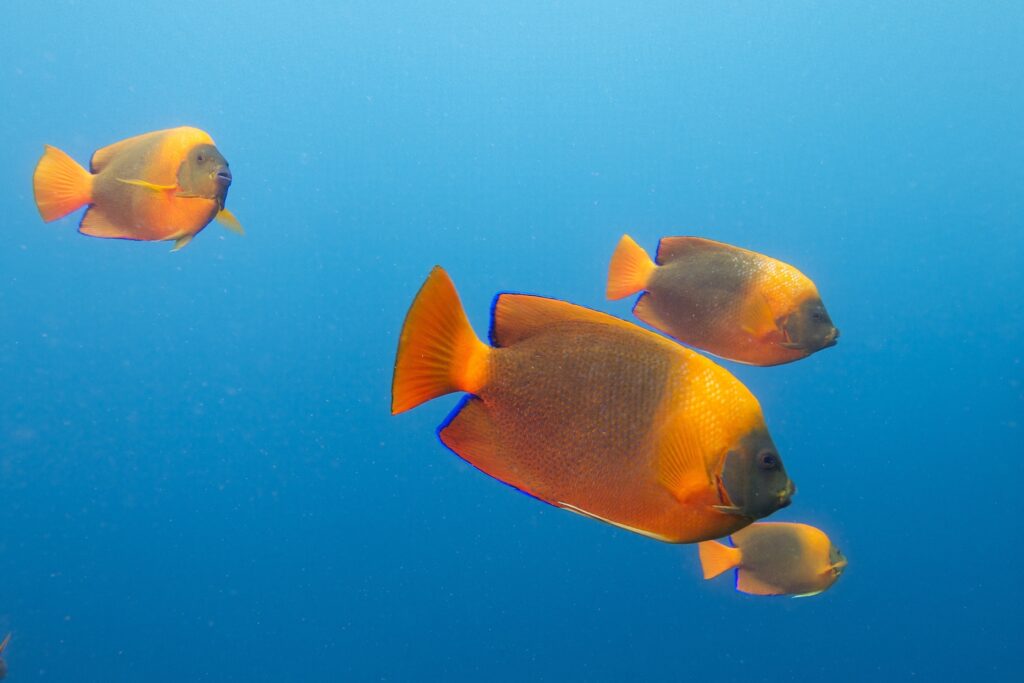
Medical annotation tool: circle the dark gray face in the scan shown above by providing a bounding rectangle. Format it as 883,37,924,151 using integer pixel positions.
780,297,839,353
177,143,232,207
718,429,795,520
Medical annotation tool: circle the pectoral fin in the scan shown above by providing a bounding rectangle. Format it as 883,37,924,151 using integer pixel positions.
657,417,712,502
116,178,178,192
171,235,193,252
739,292,778,339
216,208,245,235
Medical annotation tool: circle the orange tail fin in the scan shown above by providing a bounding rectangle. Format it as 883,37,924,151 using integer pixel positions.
33,144,93,222
391,267,490,415
606,234,655,300
698,540,742,579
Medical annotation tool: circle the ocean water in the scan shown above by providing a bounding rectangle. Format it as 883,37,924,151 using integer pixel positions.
1,2,1021,680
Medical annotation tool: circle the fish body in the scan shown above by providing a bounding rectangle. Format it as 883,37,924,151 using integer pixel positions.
392,267,794,543
32,127,243,250
607,235,838,366
698,521,846,596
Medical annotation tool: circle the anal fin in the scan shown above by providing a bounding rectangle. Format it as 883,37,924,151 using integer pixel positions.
736,569,785,596
79,207,138,240
438,397,535,498
632,293,667,334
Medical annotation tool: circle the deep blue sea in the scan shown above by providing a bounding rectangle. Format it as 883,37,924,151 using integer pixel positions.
1,2,1021,680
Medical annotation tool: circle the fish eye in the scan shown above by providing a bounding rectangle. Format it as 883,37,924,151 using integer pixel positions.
757,451,778,470
196,154,205,163
811,311,825,322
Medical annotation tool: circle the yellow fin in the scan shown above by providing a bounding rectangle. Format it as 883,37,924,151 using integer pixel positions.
116,177,178,192
0,632,9,654
656,417,711,501
33,144,94,222
557,501,674,542
739,291,778,338
216,208,245,235
792,590,825,599
698,540,742,579
391,267,490,414
606,234,655,300
171,235,193,252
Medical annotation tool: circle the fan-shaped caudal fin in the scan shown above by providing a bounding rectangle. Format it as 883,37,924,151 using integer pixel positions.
391,266,490,415
698,540,742,579
33,145,93,221
606,234,655,300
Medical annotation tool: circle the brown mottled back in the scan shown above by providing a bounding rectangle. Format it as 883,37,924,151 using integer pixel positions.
486,320,671,508
643,239,761,350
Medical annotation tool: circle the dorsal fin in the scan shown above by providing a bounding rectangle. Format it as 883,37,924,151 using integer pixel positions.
489,293,643,347
90,130,169,173
655,236,734,265
90,127,214,173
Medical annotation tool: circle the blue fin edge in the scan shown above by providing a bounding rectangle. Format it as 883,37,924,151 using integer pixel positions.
434,395,549,507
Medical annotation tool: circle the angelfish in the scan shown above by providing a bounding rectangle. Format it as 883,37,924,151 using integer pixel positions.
607,235,839,366
391,267,795,544
698,522,847,597
32,126,244,251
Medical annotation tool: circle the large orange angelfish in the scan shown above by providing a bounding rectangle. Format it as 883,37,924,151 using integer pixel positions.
32,126,244,251
391,267,795,544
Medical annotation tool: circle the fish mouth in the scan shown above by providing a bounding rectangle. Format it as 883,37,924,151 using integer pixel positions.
823,327,840,348
215,169,233,185
777,481,796,509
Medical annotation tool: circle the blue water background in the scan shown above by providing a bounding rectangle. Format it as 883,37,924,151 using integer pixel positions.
1,2,1021,680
